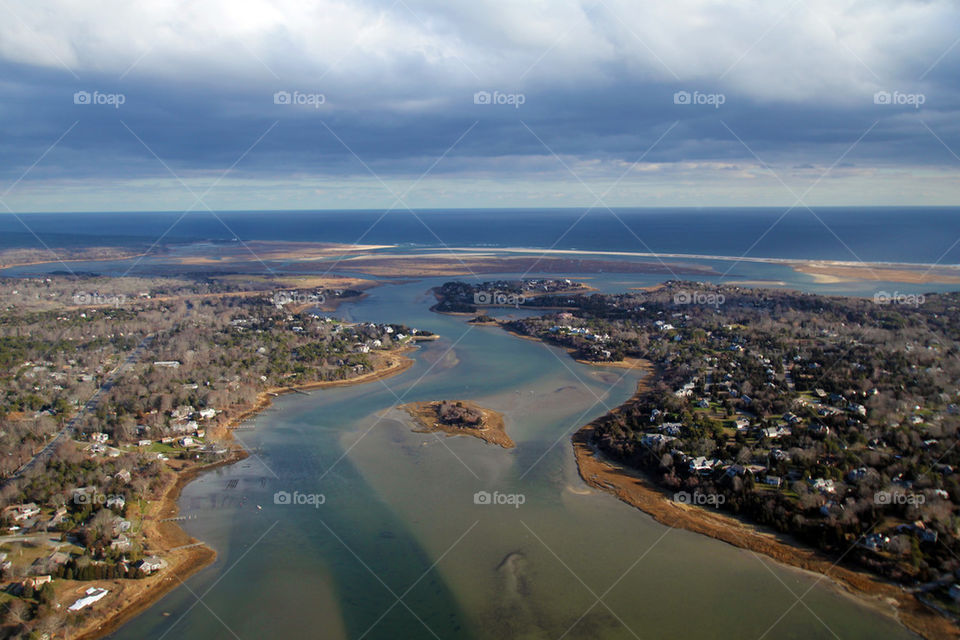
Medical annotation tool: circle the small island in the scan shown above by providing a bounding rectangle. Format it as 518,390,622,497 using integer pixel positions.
401,401,513,448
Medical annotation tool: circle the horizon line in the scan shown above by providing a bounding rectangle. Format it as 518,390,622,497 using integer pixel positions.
3,204,958,216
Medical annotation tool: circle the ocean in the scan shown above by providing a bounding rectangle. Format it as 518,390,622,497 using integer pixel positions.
2,207,959,264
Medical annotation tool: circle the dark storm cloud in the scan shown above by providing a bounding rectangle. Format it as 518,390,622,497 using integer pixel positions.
1,0,959,208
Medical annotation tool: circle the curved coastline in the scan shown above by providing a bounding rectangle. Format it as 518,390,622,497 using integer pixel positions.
74,347,418,639
570,368,959,640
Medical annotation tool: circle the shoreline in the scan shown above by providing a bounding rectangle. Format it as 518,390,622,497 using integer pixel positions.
571,398,958,640
7,242,960,286
221,345,418,431
490,292,958,637
0,250,151,270
72,450,246,640
74,346,418,639
447,246,960,271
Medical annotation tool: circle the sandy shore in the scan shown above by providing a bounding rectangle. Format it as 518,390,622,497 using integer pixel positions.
573,414,958,640
574,356,649,370
400,400,513,448
170,242,394,265
11,240,958,286
338,254,717,278
71,451,246,640
793,263,960,285
72,346,418,639
0,248,150,269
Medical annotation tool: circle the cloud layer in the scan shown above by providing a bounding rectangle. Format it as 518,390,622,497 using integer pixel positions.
1,0,959,210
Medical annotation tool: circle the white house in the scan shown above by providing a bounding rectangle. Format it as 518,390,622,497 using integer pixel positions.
68,587,109,611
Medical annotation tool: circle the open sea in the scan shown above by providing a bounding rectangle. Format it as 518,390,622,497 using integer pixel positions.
2,207,959,264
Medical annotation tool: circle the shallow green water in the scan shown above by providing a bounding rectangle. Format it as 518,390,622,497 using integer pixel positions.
108,276,920,640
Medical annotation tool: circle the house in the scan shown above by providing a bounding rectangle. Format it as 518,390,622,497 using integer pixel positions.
862,533,890,551
847,468,868,482
764,476,782,487
68,587,109,611
674,382,696,398
90,432,109,444
4,503,41,522
198,408,217,420
761,426,791,439
848,403,867,417
180,436,195,447
22,575,52,589
658,422,682,436
135,556,166,575
45,507,68,530
809,478,836,494
724,464,745,478
110,534,131,551
115,469,132,483
641,433,676,448
734,417,750,430
106,495,125,509
171,405,195,420
689,457,720,474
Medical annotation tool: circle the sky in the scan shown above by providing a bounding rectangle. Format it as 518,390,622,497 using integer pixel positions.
1,0,959,212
